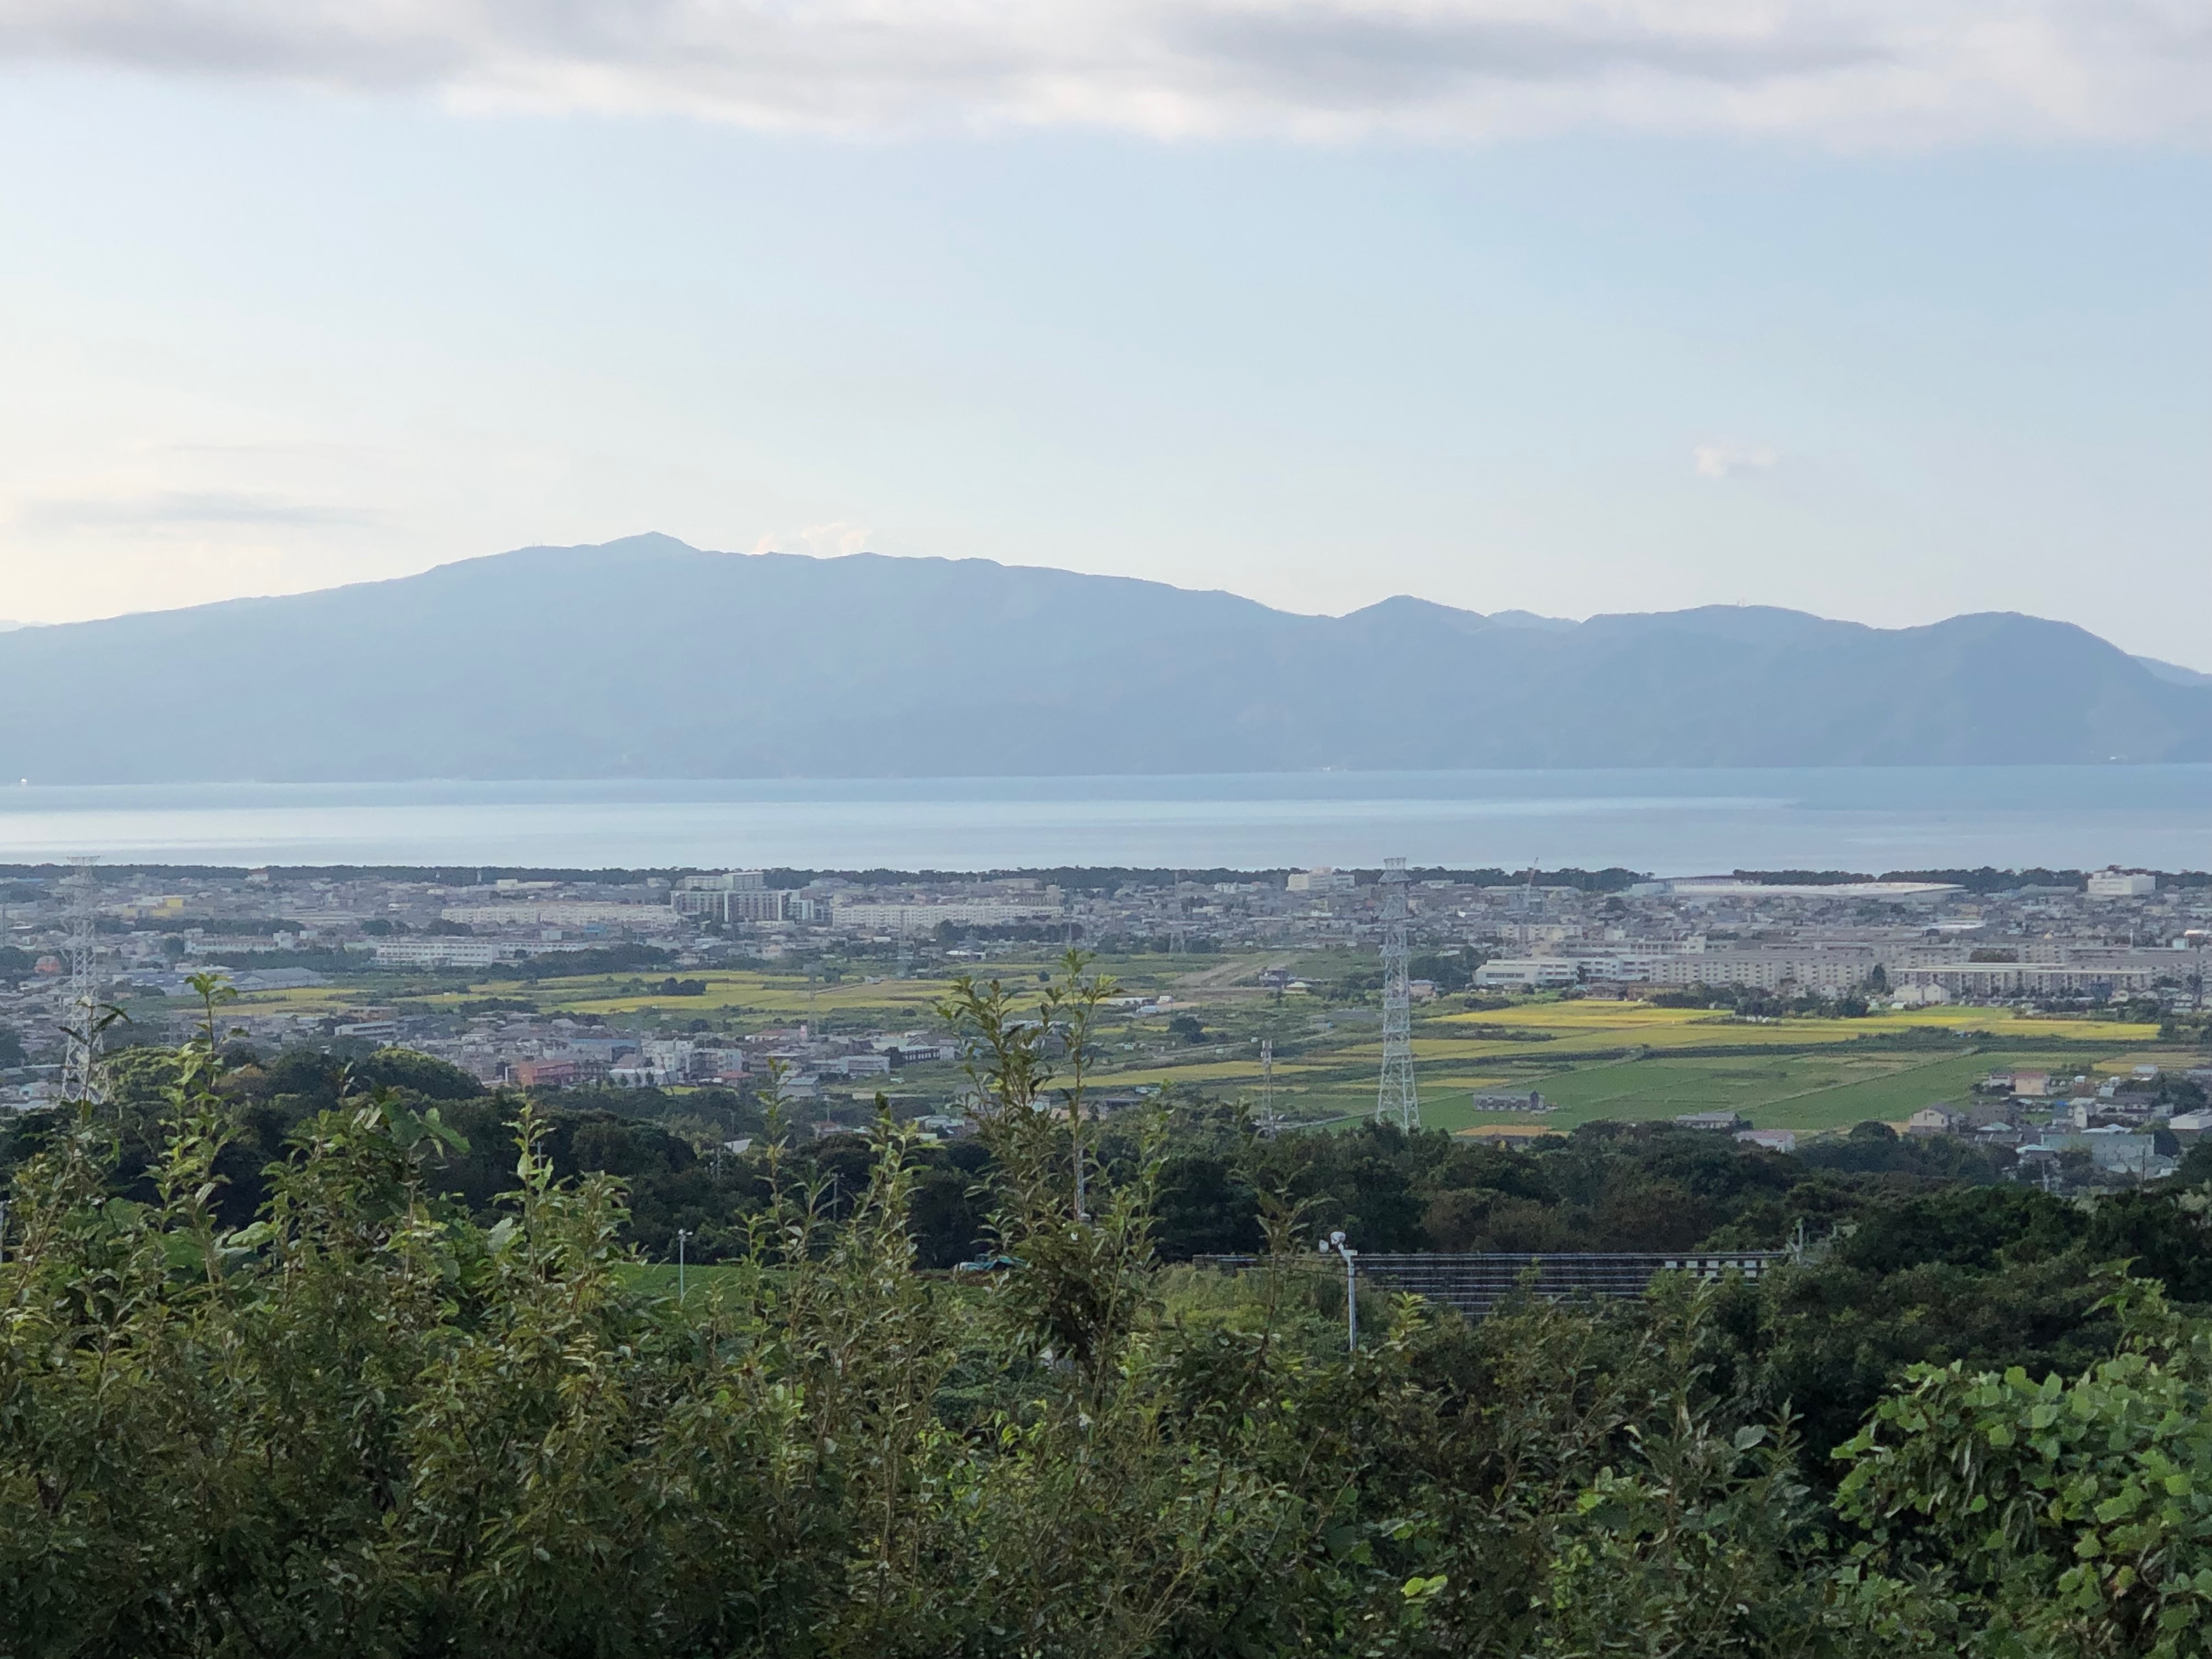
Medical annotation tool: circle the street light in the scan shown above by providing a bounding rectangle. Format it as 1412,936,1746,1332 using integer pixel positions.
675,1227,691,1304
1319,1229,1358,1352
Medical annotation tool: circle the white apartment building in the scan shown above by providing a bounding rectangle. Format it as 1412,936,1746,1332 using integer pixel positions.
676,886,787,923
1476,944,1886,995
673,871,790,924
1643,947,1882,996
371,938,596,968
1472,957,1581,990
828,898,1061,932
440,901,682,932
2086,868,2158,898
372,938,521,968
1286,868,1358,894
680,871,767,893
1889,953,2177,999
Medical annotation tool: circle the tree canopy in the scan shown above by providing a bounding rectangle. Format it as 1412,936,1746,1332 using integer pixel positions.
6,964,2212,1656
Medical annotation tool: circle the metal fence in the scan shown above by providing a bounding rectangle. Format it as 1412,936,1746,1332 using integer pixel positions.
1193,1251,1783,1321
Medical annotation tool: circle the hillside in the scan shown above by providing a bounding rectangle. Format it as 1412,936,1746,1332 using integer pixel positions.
4,533,2208,781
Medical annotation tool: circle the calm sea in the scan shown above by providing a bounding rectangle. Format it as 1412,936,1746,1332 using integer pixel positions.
0,767,2206,873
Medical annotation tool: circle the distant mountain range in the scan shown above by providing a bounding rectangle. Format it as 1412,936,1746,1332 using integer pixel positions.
2137,655,2212,689
4,533,2210,782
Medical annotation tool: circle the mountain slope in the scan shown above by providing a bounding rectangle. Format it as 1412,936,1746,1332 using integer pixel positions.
2137,655,2212,689
3,533,2207,781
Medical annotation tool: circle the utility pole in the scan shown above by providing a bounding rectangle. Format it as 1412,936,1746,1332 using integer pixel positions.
1322,1230,1358,1352
1375,856,1418,1130
675,1228,690,1303
1259,1036,1276,1136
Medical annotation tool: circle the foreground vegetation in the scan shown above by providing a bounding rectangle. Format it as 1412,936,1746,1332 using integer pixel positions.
9,969,2212,1656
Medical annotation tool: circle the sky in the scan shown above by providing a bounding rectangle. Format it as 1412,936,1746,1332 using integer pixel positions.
1,2,2208,661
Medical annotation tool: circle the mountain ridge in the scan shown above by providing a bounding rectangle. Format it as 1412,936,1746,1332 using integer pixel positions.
3,533,2207,782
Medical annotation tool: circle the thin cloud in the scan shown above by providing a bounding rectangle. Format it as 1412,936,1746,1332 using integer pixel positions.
0,1,2207,144
15,489,379,531
1693,441,1778,479
751,522,873,558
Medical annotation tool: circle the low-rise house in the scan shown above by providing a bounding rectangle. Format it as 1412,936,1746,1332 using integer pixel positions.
2046,1127,2171,1179
1472,1090,1550,1113
506,1059,579,1088
1906,1105,1968,1137
1735,1128,1797,1153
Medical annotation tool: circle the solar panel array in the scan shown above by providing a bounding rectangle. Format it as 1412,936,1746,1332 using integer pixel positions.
1196,1251,1782,1319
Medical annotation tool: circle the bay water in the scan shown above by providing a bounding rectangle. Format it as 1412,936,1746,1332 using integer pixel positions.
0,766,2207,873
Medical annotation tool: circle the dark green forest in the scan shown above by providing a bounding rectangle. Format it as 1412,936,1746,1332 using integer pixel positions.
9,965,2212,1656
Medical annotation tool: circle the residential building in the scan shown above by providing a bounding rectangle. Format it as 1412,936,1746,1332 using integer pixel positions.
828,898,1059,932
506,1059,580,1088
1889,952,2179,999
1471,1090,1550,1113
1472,957,1579,990
373,938,521,968
2087,868,2157,898
1735,1128,1797,1153
439,901,681,930
675,873,787,923
1906,1105,1968,1136
1644,945,1881,996
2045,1128,2171,1178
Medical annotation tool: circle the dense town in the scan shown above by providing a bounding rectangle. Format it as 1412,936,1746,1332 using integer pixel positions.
1,857,2205,1189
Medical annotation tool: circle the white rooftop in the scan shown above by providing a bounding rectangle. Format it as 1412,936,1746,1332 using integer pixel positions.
1654,878,1965,901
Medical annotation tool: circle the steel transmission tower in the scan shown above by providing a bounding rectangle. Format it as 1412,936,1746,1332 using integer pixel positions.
1374,856,1419,1129
59,856,105,1105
